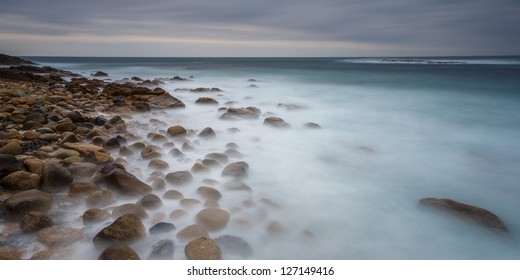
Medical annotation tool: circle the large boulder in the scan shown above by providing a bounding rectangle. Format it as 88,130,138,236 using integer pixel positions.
147,93,185,109
220,107,261,120
98,244,141,260
165,171,193,186
3,189,53,217
68,181,100,199
42,162,73,192
419,198,509,233
111,203,148,219
62,142,114,163
103,168,152,196
196,208,230,231
0,170,40,190
221,161,249,178
36,226,84,248
166,125,187,137
0,153,23,178
93,214,146,249
185,238,221,260
82,208,111,225
86,190,115,207
0,142,21,155
20,211,53,233
196,186,222,201
137,194,163,210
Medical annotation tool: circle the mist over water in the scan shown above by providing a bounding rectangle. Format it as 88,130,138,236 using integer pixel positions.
29,57,520,259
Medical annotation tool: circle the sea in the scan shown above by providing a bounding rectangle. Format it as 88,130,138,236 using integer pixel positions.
24,56,520,259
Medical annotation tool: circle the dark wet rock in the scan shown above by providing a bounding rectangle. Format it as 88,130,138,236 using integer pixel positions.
86,190,115,207
190,163,209,174
103,168,152,196
133,102,151,112
149,222,176,235
198,127,216,139
68,161,98,178
148,159,169,170
177,224,209,241
60,132,81,144
181,142,194,152
102,82,157,97
263,117,290,128
223,179,252,192
205,152,229,164
0,170,40,190
304,122,321,129
0,142,21,155
0,54,36,65
202,159,222,169
42,162,73,192
190,87,223,93
137,193,163,210
195,97,218,105
220,107,261,120
215,235,253,258
163,190,184,200
196,186,222,201
3,189,53,217
98,243,140,260
169,209,187,219
221,161,249,178
0,153,24,178
140,146,161,159
92,71,109,77
55,121,77,133
20,211,53,233
131,76,143,81
419,198,509,233
93,116,107,126
103,137,121,151
93,214,146,249
149,239,174,260
185,237,221,260
23,120,44,130
68,181,100,199
36,226,84,248
63,142,113,163
167,125,187,137
168,148,185,158
196,208,230,231
82,208,110,225
147,93,185,110
165,171,193,186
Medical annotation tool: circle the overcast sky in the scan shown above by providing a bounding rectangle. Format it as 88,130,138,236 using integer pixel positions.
1,0,519,57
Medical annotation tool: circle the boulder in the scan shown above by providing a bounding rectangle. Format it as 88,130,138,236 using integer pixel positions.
165,171,193,186
103,168,152,196
63,142,113,163
141,146,162,159
196,208,230,231
0,142,21,155
167,125,187,137
137,194,163,210
0,170,40,190
42,162,73,192
86,190,115,207
20,211,53,233
93,214,146,249
24,112,47,124
304,122,321,129
185,238,221,260
68,181,100,199
24,158,45,175
3,189,52,217
195,97,218,105
223,179,252,192
98,244,140,260
205,152,229,164
92,71,109,77
112,203,148,219
82,208,111,225
419,198,509,233
149,222,176,235
163,190,184,200
176,224,209,241
220,107,261,120
147,93,185,110
36,226,84,248
148,239,174,260
198,127,216,139
215,235,253,258
196,186,222,201
221,161,249,178
191,163,210,174
148,159,169,170
263,117,290,128
68,162,98,178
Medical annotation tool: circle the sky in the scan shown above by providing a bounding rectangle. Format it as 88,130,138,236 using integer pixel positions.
1,0,519,57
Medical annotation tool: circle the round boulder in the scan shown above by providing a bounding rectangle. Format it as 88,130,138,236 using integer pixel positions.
3,189,53,217
36,226,84,248
137,193,163,210
112,203,148,219
185,238,221,260
196,186,222,201
221,161,249,178
196,208,230,231
86,190,115,207
0,170,40,190
263,117,290,128
165,171,193,186
20,211,53,233
42,162,73,192
82,208,111,225
167,125,187,137
98,244,140,260
176,224,209,241
93,214,146,249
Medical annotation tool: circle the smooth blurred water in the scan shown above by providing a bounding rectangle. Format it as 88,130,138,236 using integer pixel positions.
27,56,520,259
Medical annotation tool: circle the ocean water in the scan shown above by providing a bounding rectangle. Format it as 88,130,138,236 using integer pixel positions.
26,56,520,259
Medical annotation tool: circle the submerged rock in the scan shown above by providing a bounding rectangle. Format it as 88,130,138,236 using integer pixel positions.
82,208,111,225
177,224,209,241
419,198,509,234
36,226,84,248
149,222,176,235
215,235,253,258
112,203,148,219
196,208,230,231
263,117,290,128
103,168,152,196
167,125,187,137
221,161,249,178
20,211,53,233
148,239,175,260
165,171,193,185
220,107,261,120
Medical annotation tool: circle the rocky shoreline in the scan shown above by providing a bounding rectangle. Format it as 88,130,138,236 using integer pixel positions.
0,54,512,260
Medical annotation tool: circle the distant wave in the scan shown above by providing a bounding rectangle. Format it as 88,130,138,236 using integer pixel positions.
338,57,520,65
